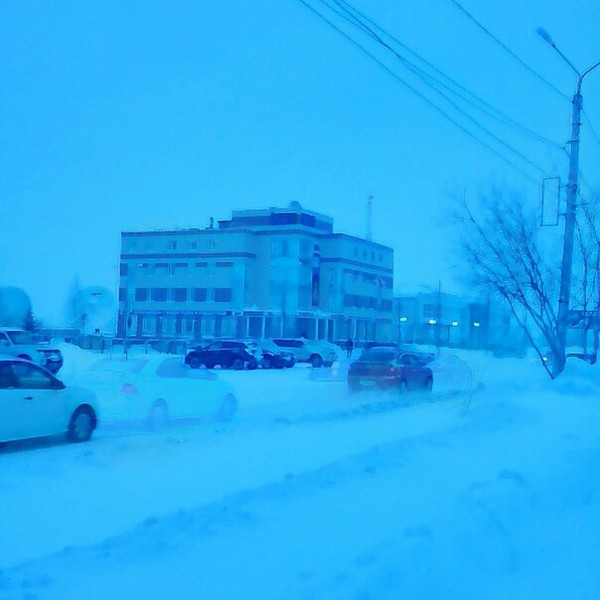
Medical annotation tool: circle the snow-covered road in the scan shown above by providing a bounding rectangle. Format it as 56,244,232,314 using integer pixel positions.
2,355,600,599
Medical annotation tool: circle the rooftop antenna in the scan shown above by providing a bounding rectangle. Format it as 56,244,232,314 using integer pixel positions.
366,195,374,241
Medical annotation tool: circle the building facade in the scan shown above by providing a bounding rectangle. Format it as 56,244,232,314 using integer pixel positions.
117,204,394,342
394,291,527,352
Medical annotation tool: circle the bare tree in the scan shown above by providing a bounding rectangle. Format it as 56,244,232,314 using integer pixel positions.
456,190,562,378
572,195,600,361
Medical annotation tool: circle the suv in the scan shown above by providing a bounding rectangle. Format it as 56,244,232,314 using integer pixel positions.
185,340,259,370
0,328,64,374
271,338,339,368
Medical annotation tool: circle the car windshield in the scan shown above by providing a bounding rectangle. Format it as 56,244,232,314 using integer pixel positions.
6,331,36,344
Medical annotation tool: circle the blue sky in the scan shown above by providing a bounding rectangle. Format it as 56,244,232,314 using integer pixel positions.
1,0,599,324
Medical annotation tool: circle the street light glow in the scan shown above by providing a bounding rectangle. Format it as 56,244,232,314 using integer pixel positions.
428,319,437,325
473,321,481,328
399,316,408,322
451,321,459,327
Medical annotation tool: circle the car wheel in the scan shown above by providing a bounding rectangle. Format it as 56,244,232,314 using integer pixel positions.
232,357,244,370
261,356,272,370
147,401,169,430
205,362,215,369
247,361,258,371
310,354,324,368
187,355,202,369
217,394,238,421
67,406,96,443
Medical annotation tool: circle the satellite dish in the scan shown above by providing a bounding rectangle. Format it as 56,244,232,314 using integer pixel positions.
290,201,302,210
73,286,116,333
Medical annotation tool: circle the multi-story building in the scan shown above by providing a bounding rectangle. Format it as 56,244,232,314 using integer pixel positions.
117,203,394,342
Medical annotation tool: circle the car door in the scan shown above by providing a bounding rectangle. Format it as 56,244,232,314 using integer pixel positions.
12,362,68,439
0,362,26,442
398,354,428,388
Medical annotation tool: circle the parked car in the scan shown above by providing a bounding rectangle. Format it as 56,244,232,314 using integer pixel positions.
0,328,64,374
0,358,97,443
185,340,259,370
255,340,296,369
347,348,433,392
81,355,238,426
271,338,339,367
361,345,436,366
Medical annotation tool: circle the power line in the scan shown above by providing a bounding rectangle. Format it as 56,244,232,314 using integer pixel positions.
296,0,541,184
333,0,563,150
582,108,600,150
446,0,570,102
316,0,550,175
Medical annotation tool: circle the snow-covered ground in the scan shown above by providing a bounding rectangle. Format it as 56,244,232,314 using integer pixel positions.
1,347,600,599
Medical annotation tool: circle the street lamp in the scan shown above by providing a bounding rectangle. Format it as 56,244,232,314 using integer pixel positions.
537,28,600,368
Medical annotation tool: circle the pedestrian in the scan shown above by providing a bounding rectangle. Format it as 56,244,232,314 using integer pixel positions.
346,337,354,358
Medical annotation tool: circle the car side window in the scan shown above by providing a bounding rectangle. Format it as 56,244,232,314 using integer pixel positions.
13,363,55,390
0,332,9,346
398,354,415,366
207,342,222,351
0,363,18,388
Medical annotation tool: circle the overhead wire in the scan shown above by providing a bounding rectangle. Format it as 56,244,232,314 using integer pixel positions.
295,0,541,185
314,0,550,175
332,0,564,150
446,0,570,102
582,108,600,150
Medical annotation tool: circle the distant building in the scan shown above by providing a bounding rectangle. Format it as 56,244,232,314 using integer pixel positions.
394,291,526,352
117,203,394,342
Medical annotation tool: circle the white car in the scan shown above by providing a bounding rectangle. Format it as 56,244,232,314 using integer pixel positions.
0,358,97,444
81,355,238,427
271,338,340,367
0,328,64,374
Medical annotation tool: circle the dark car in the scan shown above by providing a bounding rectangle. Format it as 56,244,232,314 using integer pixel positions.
347,349,433,392
185,340,259,370
256,340,296,369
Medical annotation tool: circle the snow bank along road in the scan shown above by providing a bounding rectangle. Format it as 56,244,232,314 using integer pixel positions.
1,358,600,599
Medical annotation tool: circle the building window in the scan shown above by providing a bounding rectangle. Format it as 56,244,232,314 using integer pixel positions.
120,263,128,276
171,262,188,275
172,288,187,302
208,239,217,251
193,288,207,302
135,288,148,302
168,241,177,250
189,241,198,249
155,263,169,276
142,318,156,335
118,288,127,302
423,304,438,319
214,288,232,302
151,288,168,302
216,261,233,268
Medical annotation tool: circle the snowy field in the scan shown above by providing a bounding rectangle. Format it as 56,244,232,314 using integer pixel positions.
1,347,600,599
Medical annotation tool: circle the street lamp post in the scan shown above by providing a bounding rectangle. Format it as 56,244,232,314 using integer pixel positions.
537,28,600,370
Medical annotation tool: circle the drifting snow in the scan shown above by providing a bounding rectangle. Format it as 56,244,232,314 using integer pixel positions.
1,347,599,599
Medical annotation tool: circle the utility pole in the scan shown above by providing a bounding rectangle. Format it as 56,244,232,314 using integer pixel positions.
538,28,600,371
556,84,582,365
366,195,373,241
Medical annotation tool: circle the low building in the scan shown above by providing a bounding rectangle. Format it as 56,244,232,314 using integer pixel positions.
117,203,394,342
394,291,526,352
